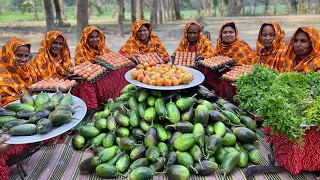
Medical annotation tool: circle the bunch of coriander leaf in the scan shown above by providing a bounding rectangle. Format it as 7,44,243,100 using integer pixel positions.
234,65,320,143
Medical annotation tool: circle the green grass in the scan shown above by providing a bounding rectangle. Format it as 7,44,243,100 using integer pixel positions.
0,5,304,22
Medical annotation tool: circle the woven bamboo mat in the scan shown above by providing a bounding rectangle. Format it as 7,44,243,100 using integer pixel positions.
8,130,317,180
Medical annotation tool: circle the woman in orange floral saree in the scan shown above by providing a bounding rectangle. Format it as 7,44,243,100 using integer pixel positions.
254,22,287,69
214,22,255,65
74,25,111,65
31,31,72,79
205,22,255,101
119,20,170,62
175,21,214,59
0,38,37,105
277,26,320,73
0,38,53,180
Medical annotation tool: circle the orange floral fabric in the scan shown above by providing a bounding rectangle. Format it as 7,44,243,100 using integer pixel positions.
254,22,287,69
214,22,255,65
277,26,320,73
31,31,72,79
75,25,111,65
0,38,37,104
119,20,170,61
175,21,214,58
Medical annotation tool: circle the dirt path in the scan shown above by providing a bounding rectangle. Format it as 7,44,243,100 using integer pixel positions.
1,15,320,60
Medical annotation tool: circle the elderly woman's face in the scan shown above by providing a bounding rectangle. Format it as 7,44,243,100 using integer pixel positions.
14,45,30,67
187,24,199,43
50,36,63,56
221,26,236,44
136,25,150,43
88,30,100,49
293,31,312,57
260,25,276,47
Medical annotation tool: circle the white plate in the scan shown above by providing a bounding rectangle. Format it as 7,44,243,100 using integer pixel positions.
2,93,87,144
125,66,205,90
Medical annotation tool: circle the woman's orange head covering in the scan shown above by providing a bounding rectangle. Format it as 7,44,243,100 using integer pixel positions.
31,30,72,79
214,22,255,65
175,21,214,58
0,38,30,68
119,20,170,61
75,25,111,65
278,26,320,72
255,22,286,68
0,38,35,105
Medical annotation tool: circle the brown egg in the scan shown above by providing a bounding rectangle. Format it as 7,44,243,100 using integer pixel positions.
87,76,94,81
30,84,37,89
42,83,50,89
48,83,56,89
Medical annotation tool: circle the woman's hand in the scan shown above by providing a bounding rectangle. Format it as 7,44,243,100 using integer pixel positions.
126,55,139,64
0,136,12,154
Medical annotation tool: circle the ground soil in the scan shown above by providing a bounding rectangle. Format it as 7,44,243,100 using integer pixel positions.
1,15,320,60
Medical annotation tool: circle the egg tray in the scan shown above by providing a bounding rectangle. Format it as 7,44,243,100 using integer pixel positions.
136,55,166,64
96,59,134,71
27,82,78,93
67,68,109,84
200,60,237,71
220,76,237,83
87,68,109,84
171,54,199,68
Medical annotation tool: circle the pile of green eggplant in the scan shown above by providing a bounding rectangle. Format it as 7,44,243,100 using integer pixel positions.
0,89,78,136
72,84,260,180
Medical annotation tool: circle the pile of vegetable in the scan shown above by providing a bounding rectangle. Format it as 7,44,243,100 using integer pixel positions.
222,65,253,82
70,62,107,81
130,62,194,86
200,55,234,69
0,89,79,136
29,78,77,90
173,51,196,67
72,84,260,179
136,53,165,64
234,65,320,143
98,52,133,68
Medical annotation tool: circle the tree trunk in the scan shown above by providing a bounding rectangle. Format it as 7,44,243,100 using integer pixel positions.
137,0,144,19
197,1,202,18
273,0,277,15
264,0,270,15
209,0,213,16
166,0,170,21
202,0,207,16
33,6,39,21
300,0,307,14
253,0,257,15
43,0,55,32
170,0,175,20
242,5,245,15
283,0,289,14
249,2,252,15
291,0,298,14
220,0,224,16
315,0,320,13
123,4,125,20
150,0,158,25
53,0,63,26
159,0,163,24
112,0,117,19
118,0,124,37
160,0,166,23
131,0,137,23
77,0,89,39
59,0,67,20
173,0,181,20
